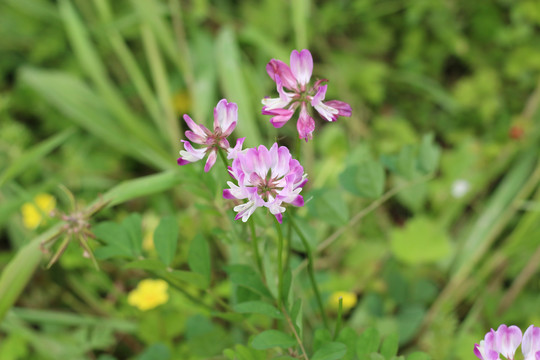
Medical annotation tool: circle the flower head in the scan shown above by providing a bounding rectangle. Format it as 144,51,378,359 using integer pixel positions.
177,99,241,172
21,193,56,229
223,143,307,223
127,279,169,311
262,49,351,141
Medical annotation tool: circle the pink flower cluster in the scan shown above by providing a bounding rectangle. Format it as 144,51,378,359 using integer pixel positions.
223,143,307,223
262,49,351,141
177,48,349,221
475,324,540,360
177,99,243,172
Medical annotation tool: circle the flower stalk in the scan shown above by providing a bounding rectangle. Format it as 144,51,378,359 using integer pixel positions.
291,216,329,329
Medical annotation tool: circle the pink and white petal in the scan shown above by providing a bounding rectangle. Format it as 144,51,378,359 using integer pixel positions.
314,103,340,122
233,200,258,222
271,146,292,178
261,76,293,111
204,150,217,172
495,325,522,359
221,121,236,138
474,340,500,360
223,181,249,200
177,157,191,166
290,49,313,88
311,86,339,122
523,326,540,360
218,138,231,150
214,99,238,133
178,140,206,163
274,212,283,223
266,59,298,91
227,137,246,160
311,84,328,105
325,100,352,117
297,103,315,141
185,130,207,144
255,145,271,178
183,114,207,138
266,108,295,128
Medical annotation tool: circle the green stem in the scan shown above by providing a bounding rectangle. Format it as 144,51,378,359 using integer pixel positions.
274,217,284,307
333,297,343,340
295,136,302,163
285,217,292,273
249,218,264,279
218,149,229,170
290,216,329,329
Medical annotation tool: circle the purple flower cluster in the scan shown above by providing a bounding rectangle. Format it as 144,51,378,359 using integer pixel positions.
223,143,307,223
475,325,540,360
177,99,243,172
262,49,351,141
177,48,350,221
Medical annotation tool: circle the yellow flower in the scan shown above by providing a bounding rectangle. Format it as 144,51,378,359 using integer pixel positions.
142,213,160,252
328,291,357,312
128,279,169,311
21,193,56,229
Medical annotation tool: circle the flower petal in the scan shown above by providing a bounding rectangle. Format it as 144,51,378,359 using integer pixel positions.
311,85,339,122
178,140,206,164
325,100,352,118
523,325,540,360
227,137,246,160
204,150,217,172
495,324,522,360
214,99,238,134
290,49,313,88
263,108,295,128
183,114,207,138
266,59,298,91
261,75,293,111
297,103,315,141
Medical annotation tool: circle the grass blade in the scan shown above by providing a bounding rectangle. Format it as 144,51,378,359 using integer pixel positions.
0,128,75,188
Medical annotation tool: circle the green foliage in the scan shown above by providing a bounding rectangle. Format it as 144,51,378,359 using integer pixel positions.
187,234,211,286
1,0,539,358
93,214,142,260
153,216,179,267
340,155,385,198
226,264,273,299
136,344,170,360
390,217,452,265
357,327,381,357
233,301,284,320
250,330,296,350
311,342,347,360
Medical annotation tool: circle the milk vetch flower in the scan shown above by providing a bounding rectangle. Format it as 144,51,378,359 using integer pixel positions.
223,143,307,223
177,99,243,172
475,324,527,360
128,279,169,311
522,325,540,360
262,49,352,141
21,193,56,229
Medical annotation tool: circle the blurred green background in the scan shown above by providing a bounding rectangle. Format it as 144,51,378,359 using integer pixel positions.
1,0,540,359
